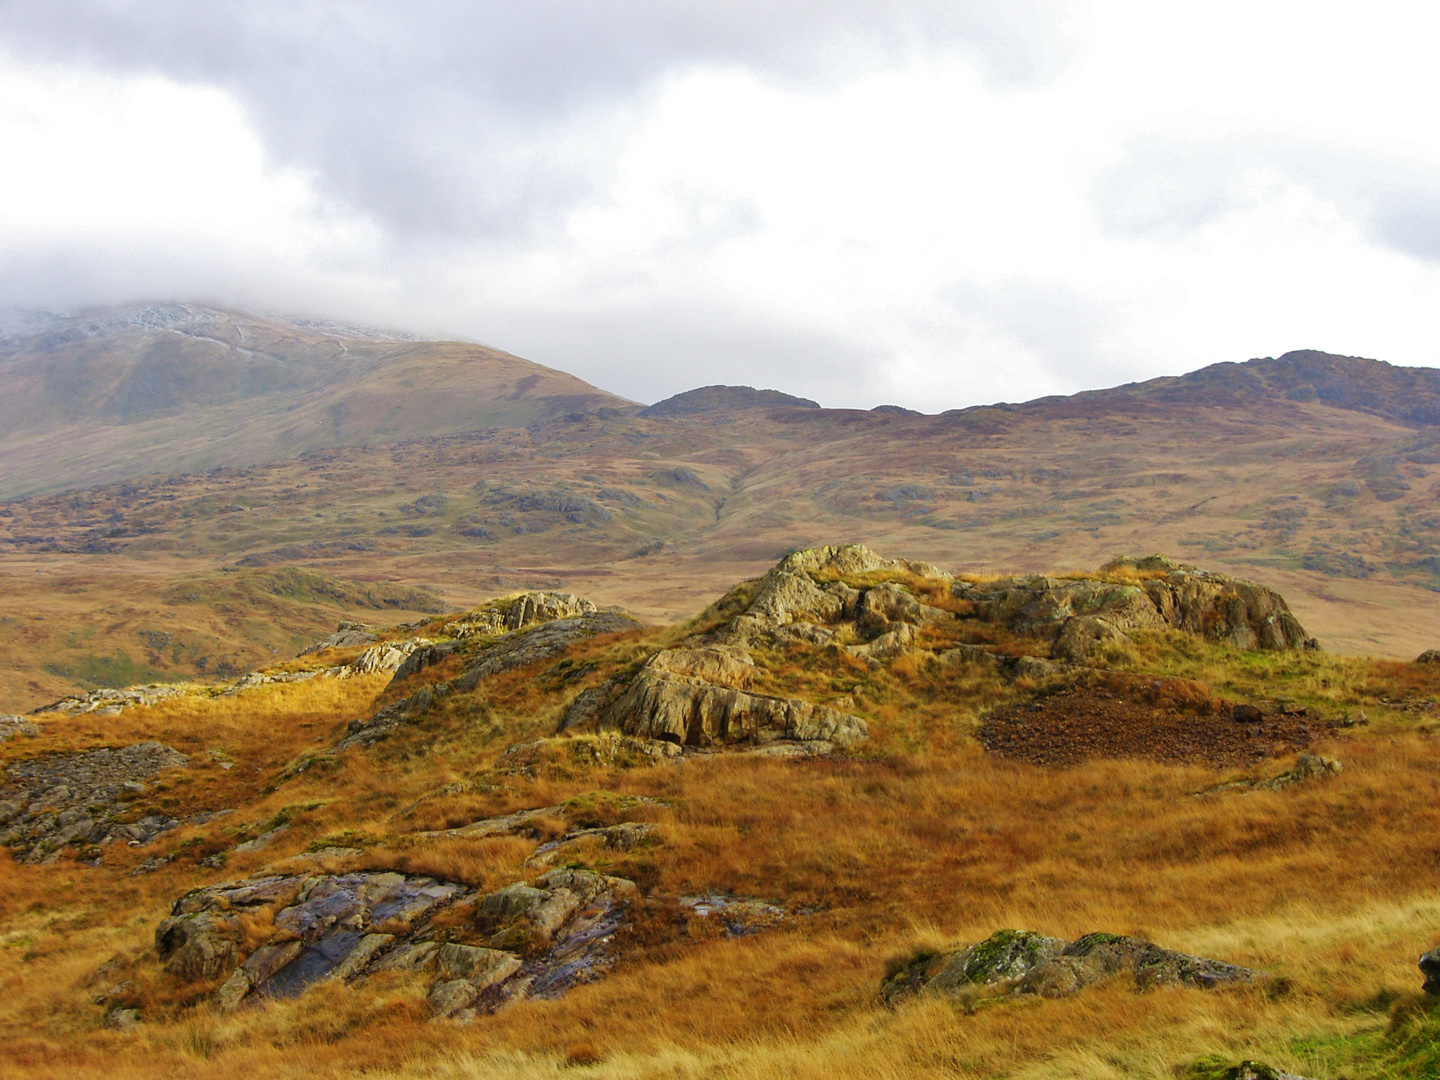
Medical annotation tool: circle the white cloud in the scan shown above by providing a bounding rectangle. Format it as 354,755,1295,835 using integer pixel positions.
4,1,1440,408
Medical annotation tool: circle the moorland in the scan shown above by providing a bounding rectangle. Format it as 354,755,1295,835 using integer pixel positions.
2,304,1439,1079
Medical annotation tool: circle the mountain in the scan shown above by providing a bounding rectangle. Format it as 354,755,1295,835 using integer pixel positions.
0,303,632,498
639,384,821,416
6,317,1440,707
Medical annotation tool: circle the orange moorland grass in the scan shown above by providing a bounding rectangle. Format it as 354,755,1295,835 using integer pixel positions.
4,614,1440,1078
2,729,1439,1078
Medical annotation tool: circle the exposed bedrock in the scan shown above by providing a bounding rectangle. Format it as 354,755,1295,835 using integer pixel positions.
883,929,1262,1005
958,554,1318,661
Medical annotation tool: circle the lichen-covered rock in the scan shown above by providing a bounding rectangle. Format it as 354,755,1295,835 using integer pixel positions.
714,544,950,646
644,646,756,688
955,556,1317,659
884,929,1261,1004
0,742,190,863
155,909,243,980
597,667,868,749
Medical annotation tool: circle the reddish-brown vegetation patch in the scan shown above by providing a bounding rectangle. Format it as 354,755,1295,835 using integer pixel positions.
980,681,1325,767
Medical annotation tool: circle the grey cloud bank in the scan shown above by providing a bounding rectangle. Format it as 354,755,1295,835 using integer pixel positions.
1,2,1438,410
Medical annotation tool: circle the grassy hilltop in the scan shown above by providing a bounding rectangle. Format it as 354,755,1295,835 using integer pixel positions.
0,545,1438,1080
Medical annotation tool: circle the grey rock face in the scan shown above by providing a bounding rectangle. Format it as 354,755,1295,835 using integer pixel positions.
0,716,40,741
0,742,189,863
33,685,189,718
158,865,647,1021
161,871,463,1008
883,929,1262,1004
298,622,377,656
1421,947,1440,994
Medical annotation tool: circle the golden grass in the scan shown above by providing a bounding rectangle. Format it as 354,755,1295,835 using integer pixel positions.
3,613,1440,1079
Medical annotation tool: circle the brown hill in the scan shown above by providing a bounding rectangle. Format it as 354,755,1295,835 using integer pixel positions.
6,323,1440,708
0,303,632,498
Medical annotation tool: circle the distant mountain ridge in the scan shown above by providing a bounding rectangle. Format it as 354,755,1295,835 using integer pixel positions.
1045,349,1440,428
6,302,1440,506
0,302,632,498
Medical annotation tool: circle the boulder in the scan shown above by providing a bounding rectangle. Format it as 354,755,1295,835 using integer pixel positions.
155,910,242,980
884,929,1261,1005
1421,947,1440,994
1416,650,1440,665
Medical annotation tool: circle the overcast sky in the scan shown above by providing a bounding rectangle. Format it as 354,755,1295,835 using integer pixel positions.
2,1,1439,409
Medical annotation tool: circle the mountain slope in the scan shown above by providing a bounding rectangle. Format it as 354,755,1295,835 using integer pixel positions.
0,303,633,498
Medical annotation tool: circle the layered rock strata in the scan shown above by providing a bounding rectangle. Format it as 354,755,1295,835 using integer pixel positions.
592,646,868,750
156,866,676,1020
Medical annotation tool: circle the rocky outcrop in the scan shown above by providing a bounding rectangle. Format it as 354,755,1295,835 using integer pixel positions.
956,555,1318,661
0,742,189,863
1422,947,1440,994
715,545,949,647
883,929,1261,1004
160,871,461,997
298,621,377,655
443,591,598,641
0,716,40,741
159,866,642,1020
33,684,190,717
599,670,868,750
340,610,637,748
588,646,868,751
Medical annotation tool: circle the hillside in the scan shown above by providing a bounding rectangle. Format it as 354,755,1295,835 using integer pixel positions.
0,303,632,498
6,313,1440,707
1,545,1438,1080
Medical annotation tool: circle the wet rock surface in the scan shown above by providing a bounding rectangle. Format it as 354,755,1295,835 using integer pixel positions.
884,929,1261,1004
157,865,717,1021
0,742,189,863
980,682,1327,767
